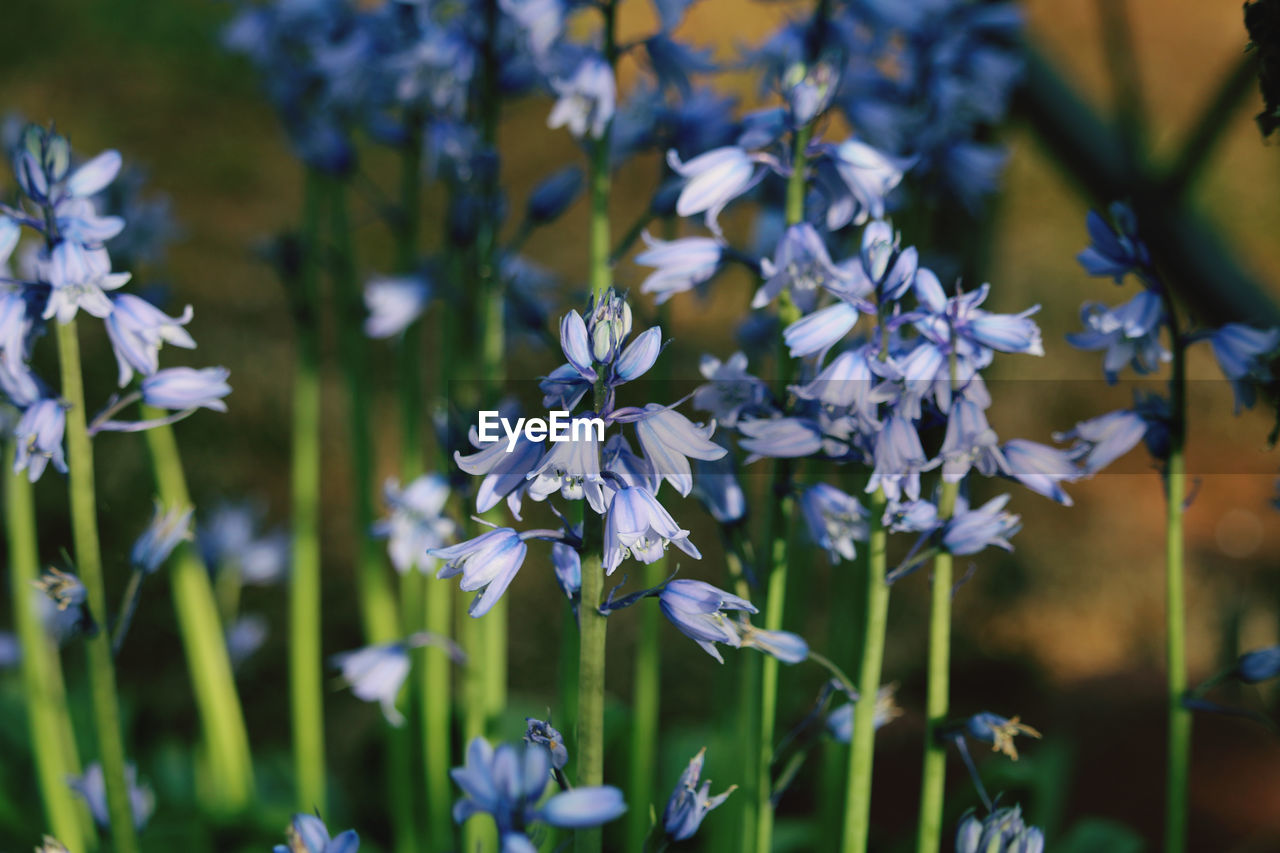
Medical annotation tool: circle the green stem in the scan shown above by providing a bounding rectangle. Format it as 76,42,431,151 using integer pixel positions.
55,318,139,853
6,451,92,851
626,556,664,851
1163,298,1190,853
915,481,959,853
841,487,889,853
290,170,327,814
141,411,256,812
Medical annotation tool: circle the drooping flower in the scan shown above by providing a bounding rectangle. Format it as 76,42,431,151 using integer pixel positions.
737,417,824,463
548,56,616,140
635,233,724,304
331,632,462,726
104,293,196,386
693,352,771,427
272,814,359,853
826,686,903,742
941,495,1020,556
140,366,231,413
866,415,937,502
1066,292,1168,383
130,501,194,574
198,502,289,586
634,404,726,497
1000,438,1079,506
939,398,1008,483
43,241,130,325
68,762,154,830
1077,201,1149,283
753,223,852,313
12,398,67,483
816,139,909,230
955,805,1044,853
430,528,528,618
800,483,869,562
454,426,543,518
658,579,754,663
526,421,608,514
1233,646,1280,684
662,749,736,842
374,475,456,574
1199,323,1280,412
1052,409,1148,475
603,487,701,574
667,146,764,233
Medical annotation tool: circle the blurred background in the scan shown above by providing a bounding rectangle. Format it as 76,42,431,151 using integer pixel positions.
1,0,1279,850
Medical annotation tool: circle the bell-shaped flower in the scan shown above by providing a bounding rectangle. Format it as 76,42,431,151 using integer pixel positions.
783,300,862,359
942,495,1020,556
69,762,154,831
527,421,608,513
801,483,869,562
363,275,430,339
1077,201,1149,283
658,579,755,663
738,416,823,463
141,366,231,412
523,718,568,770
940,398,1008,482
603,486,701,574
551,542,581,599
43,241,130,325
791,345,890,433
956,805,1044,853
104,293,196,386
430,528,528,617
273,814,359,853
662,749,736,842
548,56,616,140
826,686,903,742
912,273,1043,359
739,624,809,663
454,426,543,518
612,326,663,384
198,502,289,586
1201,323,1280,412
603,434,658,493
1067,292,1168,383
1000,439,1079,506
693,352,771,427
636,233,723,304
1234,646,1280,683
130,501,194,574
866,415,937,502
817,139,909,230
13,398,67,483
691,446,746,523
374,475,456,574
1052,409,1148,475
667,146,765,233
635,403,725,496
753,223,852,313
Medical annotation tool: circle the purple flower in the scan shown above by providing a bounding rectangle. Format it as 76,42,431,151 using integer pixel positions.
658,579,755,663
912,273,1043,359
939,398,1007,482
1077,202,1149,283
273,814,359,853
866,415,937,502
801,483,869,562
942,495,1020,556
363,275,430,339
753,223,852,313
527,166,582,223
662,749,736,842
693,352,770,427
548,56,616,140
374,475,456,574
1066,292,1168,383
13,399,67,483
738,417,824,463
1235,646,1280,683
636,233,723,304
956,805,1043,853
739,625,809,663
667,146,764,233
1202,323,1280,412
526,421,608,513
43,241,130,325
1052,409,1148,475
551,542,581,599
104,293,196,386
816,139,909,230
430,528,528,617
332,632,462,725
523,718,568,770
454,427,543,518
130,502,194,574
826,686,902,742
69,762,154,830
791,346,890,433
1000,439,1079,506
141,366,231,412
603,486,701,574
634,404,726,497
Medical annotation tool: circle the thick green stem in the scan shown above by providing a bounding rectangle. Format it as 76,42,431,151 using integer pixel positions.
6,452,91,851
141,412,255,812
55,318,139,853
842,487,889,853
290,170,327,814
916,480,959,853
1163,301,1190,853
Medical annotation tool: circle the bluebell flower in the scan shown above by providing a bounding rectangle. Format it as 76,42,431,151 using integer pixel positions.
859,220,918,303
662,749,736,842
527,422,608,513
551,542,581,599
34,567,86,617
500,0,564,64
430,528,528,617
815,140,909,230
374,475,456,574
523,718,568,769
273,814,359,853
827,685,903,743
13,398,67,482
1200,323,1280,412
635,233,724,304
791,346,892,433
1066,292,1168,383
801,483,869,562
363,275,430,339
603,486,701,574
104,293,196,387
667,146,765,233
452,737,626,841
1077,202,1149,283
866,415,937,503
587,290,634,363
784,59,839,125
454,426,543,518
68,762,154,830
1000,439,1079,506
784,299,860,360
603,434,659,493
198,502,289,586
693,352,770,427
912,274,1043,359
1052,409,1147,475
131,502,194,574
141,366,231,413
43,242,130,325
964,712,1041,760
738,417,823,463
739,624,809,663
690,445,747,523
939,398,1008,482
527,166,582,223
548,56,616,140
225,614,268,669
1234,646,1280,683
613,326,663,384
644,33,716,95
956,805,1044,853
658,579,754,663
942,495,1020,556
635,404,725,496
753,223,853,313
332,632,462,725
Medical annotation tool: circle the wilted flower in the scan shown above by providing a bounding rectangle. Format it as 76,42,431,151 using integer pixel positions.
964,712,1041,760
662,749,736,842
523,718,568,769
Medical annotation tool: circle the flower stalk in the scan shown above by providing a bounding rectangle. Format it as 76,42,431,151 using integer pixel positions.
1163,294,1190,853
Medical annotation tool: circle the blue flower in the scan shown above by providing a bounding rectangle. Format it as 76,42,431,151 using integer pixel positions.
815,140,909,230
551,542,581,599
141,366,231,413
738,417,823,463
13,399,67,483
198,502,289,586
603,486,701,574
587,290,635,363
548,56,616,140
527,166,583,224
739,625,809,663
667,146,764,233
753,223,852,313
225,614,268,669
273,814,359,853
130,502,194,574
801,483,869,562
827,686,903,742
912,274,1043,359
939,399,1007,483
635,233,723,304
523,718,568,769
1077,202,1149,283
1000,439,1079,506
430,528,529,617
332,632,462,725
374,475,456,574
363,275,430,339
43,241,130,325
1234,646,1280,683
454,426,543,518
942,495,1020,556
68,762,154,831
662,749,736,842
866,415,937,503
635,404,725,496
964,712,1041,760
1052,409,1148,475
693,352,771,427
527,422,608,513
658,579,755,663
0,631,18,669
690,445,747,523
104,293,196,386
1201,323,1280,412
1066,292,1168,383
956,805,1044,853
452,737,626,841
